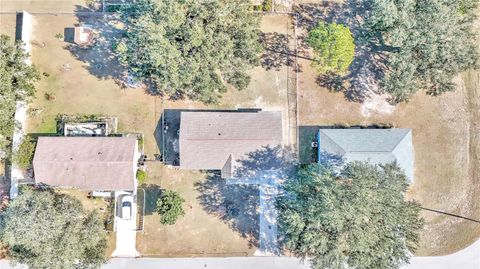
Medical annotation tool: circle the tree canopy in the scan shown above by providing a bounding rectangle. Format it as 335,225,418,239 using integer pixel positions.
157,190,185,225
0,187,107,269
12,137,35,169
365,0,479,103
117,0,262,103
0,35,39,153
277,162,423,269
307,22,355,74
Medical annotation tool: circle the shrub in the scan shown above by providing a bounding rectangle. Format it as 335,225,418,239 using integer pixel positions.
44,92,56,101
253,5,263,11
136,169,147,185
263,0,272,11
157,190,185,225
55,33,64,40
105,5,121,12
12,138,36,169
85,0,97,7
307,22,355,74
137,137,144,150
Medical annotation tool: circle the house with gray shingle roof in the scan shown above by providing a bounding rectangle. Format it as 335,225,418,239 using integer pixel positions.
179,110,283,178
317,128,414,182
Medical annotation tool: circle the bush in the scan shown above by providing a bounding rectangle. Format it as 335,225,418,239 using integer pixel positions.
105,5,121,12
85,0,97,7
253,5,263,11
307,22,355,74
54,33,64,40
44,92,56,101
263,0,272,11
137,137,144,150
157,190,185,225
13,138,36,169
136,169,147,185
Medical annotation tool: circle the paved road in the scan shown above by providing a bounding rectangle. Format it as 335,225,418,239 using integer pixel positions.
1,239,479,269
402,239,480,269
105,257,310,269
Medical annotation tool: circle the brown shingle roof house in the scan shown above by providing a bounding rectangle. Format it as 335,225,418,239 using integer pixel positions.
33,137,138,191
179,111,283,178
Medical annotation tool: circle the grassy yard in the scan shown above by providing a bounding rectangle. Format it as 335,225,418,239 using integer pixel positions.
137,163,258,257
297,31,480,256
0,14,16,38
19,13,293,257
1,0,90,13
6,3,477,258
24,15,162,156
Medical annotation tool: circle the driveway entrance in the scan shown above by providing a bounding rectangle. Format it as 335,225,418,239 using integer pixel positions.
112,191,140,257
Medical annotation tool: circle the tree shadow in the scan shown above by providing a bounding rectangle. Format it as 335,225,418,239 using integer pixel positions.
195,146,296,254
67,7,129,86
141,184,162,215
195,172,260,249
294,1,386,103
260,32,295,71
232,145,296,183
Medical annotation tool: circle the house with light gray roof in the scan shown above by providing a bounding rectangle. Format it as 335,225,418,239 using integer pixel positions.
317,128,414,182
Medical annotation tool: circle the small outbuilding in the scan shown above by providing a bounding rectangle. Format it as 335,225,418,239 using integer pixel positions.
33,137,139,191
73,25,94,46
317,128,414,182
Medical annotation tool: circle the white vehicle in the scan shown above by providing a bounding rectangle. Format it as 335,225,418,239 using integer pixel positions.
121,195,134,220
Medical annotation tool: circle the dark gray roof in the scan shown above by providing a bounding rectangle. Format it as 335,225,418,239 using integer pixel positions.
319,129,414,182
179,111,283,176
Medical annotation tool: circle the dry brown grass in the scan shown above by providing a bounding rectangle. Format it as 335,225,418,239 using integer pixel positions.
18,13,292,257
137,163,257,257
0,15,16,38
0,0,88,13
24,15,161,156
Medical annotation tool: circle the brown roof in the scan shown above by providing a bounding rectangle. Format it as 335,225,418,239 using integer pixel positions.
179,111,283,174
33,137,137,190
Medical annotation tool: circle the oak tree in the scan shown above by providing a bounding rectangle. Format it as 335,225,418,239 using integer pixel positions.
278,162,423,269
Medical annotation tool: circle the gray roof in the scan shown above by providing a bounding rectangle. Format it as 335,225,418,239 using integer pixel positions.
318,129,414,182
179,111,283,176
33,137,137,190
